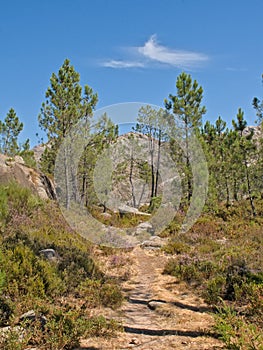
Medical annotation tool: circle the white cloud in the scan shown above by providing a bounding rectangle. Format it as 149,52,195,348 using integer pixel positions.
102,60,145,68
101,35,209,69
137,35,208,68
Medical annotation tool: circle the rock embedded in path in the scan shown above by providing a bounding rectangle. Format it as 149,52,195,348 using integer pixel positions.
147,300,167,310
141,235,166,249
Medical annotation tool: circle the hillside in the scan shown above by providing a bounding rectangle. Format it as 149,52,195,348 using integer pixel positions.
0,166,262,349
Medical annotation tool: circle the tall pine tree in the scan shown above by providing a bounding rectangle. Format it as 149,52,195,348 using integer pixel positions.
38,58,98,175
165,72,206,203
0,108,23,156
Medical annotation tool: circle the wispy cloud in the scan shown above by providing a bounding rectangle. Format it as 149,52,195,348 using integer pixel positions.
138,35,208,68
102,60,145,68
101,35,209,69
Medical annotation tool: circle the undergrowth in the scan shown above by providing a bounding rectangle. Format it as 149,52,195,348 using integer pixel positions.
0,182,123,349
162,200,263,350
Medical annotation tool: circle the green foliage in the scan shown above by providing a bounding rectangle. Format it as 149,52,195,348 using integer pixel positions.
135,106,171,202
1,244,64,299
38,58,98,174
40,308,88,349
57,246,100,292
79,278,123,309
214,303,263,350
0,307,122,349
253,74,263,125
0,181,42,225
162,208,263,349
19,139,36,168
0,108,23,156
148,196,162,213
162,239,190,255
0,181,123,347
85,315,122,337
204,275,226,304
78,114,118,208
165,72,206,203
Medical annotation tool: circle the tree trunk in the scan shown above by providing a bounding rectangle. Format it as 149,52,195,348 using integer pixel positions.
154,130,161,197
245,158,256,217
64,145,70,210
129,151,136,207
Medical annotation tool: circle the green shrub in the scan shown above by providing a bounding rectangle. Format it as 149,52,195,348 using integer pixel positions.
148,196,162,213
23,309,122,348
214,303,263,350
2,244,64,299
203,276,226,304
0,325,28,350
162,240,190,255
0,297,14,326
79,278,123,309
164,256,219,284
0,182,42,225
58,246,101,292
224,258,250,301
85,315,122,337
163,257,201,283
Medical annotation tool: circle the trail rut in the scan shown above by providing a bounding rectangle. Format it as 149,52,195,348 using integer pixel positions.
79,247,224,350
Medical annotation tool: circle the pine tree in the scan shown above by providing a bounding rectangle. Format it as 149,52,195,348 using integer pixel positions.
252,73,263,125
0,108,23,156
135,105,171,207
78,113,118,209
165,72,206,203
232,108,257,216
38,58,98,175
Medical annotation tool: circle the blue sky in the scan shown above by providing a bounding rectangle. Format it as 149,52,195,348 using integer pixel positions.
0,0,263,146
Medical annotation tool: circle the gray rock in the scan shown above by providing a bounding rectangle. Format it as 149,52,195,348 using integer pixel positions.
19,310,47,328
100,212,112,219
141,236,166,249
0,153,56,200
118,205,151,216
39,249,58,260
147,300,167,310
137,222,153,231
134,221,154,237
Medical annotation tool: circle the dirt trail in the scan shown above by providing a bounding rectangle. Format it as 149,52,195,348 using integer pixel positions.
79,246,224,350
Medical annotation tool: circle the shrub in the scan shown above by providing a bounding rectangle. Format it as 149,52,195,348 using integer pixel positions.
203,276,226,304
79,278,123,309
1,244,64,299
0,297,14,326
0,182,42,227
85,315,122,337
214,303,263,350
58,246,101,292
224,258,250,301
163,256,201,283
162,240,190,255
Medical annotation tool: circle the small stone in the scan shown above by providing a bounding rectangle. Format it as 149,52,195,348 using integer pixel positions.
19,310,47,328
129,337,139,345
147,300,167,310
39,248,58,260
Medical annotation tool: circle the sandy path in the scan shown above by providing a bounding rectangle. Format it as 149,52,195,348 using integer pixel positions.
79,247,224,350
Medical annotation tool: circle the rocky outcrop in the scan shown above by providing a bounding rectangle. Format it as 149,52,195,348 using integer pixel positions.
243,125,262,139
0,153,56,200
32,144,48,164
